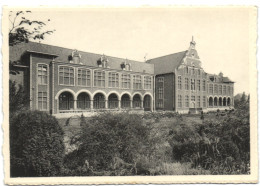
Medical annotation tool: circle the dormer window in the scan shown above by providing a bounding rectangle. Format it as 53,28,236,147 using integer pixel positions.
121,59,132,71
71,50,81,64
97,54,109,68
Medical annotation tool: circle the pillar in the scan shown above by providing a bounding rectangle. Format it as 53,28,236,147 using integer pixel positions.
118,100,121,110
105,99,108,109
130,99,133,109
90,99,93,110
74,99,77,110
141,99,144,109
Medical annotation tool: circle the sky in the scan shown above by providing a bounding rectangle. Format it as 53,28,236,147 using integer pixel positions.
9,7,251,94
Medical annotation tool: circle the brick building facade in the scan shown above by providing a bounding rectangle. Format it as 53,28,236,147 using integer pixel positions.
9,38,234,115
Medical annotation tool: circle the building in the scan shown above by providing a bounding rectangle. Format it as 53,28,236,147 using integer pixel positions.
146,38,234,113
9,42,155,116
9,38,234,115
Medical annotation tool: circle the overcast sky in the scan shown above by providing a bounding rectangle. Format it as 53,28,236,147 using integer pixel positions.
13,7,251,94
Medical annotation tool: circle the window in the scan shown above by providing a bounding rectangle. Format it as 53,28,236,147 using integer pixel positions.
198,69,201,76
121,74,131,89
178,95,182,108
38,91,47,110
158,87,164,99
157,100,163,108
186,67,189,74
94,70,105,87
197,80,201,91
158,77,164,82
185,95,189,107
227,86,230,95
144,76,152,89
209,84,213,94
191,79,195,90
78,69,91,86
191,95,195,102
133,75,142,89
219,85,222,94
38,64,48,85
108,72,119,88
59,66,74,85
223,85,227,94
192,67,195,75
231,87,233,95
185,78,189,90
214,84,218,94
197,96,201,107
203,80,206,91
203,96,206,107
178,76,182,90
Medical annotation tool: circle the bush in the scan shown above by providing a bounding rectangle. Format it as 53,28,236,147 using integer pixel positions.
10,111,65,177
65,112,150,174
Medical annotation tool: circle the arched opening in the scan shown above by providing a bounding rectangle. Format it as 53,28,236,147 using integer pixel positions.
133,94,142,108
77,92,90,110
108,93,119,109
219,97,222,106
93,93,105,109
121,94,131,109
208,97,213,107
143,95,152,111
214,97,218,107
59,92,74,110
223,97,227,106
227,97,231,106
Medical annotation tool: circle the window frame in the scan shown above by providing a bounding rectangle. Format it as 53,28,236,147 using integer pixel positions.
77,68,91,87
38,91,48,111
93,70,106,88
58,65,75,86
37,64,48,85
108,71,119,88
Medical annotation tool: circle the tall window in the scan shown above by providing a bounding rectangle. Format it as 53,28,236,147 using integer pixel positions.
59,66,74,85
214,84,218,94
94,70,105,87
203,96,206,107
78,69,91,86
121,74,131,89
158,77,164,82
227,86,230,95
197,80,201,91
178,95,182,108
158,87,164,99
144,76,152,89
192,67,195,75
108,72,119,88
197,96,201,107
231,87,233,95
185,95,189,107
219,85,222,94
209,84,213,94
38,91,47,110
186,67,189,74
191,95,195,102
185,78,189,90
191,79,195,90
157,100,163,108
133,75,142,89
203,80,206,91
178,76,182,90
38,64,48,85
223,85,227,94
198,69,201,76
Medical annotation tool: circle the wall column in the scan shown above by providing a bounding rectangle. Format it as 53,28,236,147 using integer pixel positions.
90,99,94,110
105,99,108,109
130,99,133,109
141,99,144,109
118,99,121,110
74,99,77,110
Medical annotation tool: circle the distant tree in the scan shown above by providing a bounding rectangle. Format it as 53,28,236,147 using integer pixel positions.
10,111,65,177
240,92,246,103
9,11,55,74
9,80,29,115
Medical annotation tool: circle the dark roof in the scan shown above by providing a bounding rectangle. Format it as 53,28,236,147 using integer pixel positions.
9,42,154,74
208,74,234,83
146,51,187,74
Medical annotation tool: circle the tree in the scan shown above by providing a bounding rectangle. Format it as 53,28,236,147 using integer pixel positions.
9,11,55,74
10,111,65,177
9,80,29,114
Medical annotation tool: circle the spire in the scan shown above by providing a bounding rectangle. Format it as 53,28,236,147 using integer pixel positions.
190,36,196,49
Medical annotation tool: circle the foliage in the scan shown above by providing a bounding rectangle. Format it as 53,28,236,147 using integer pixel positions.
64,112,150,175
10,111,65,177
9,80,29,114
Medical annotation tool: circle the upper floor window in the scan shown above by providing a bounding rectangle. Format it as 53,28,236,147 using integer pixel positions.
197,80,201,91
186,67,189,74
227,86,231,95
198,69,201,76
133,75,142,89
108,72,119,88
214,84,218,94
158,77,164,83
209,84,213,94
144,76,152,90
185,95,189,107
59,66,74,86
191,79,195,90
38,64,48,85
191,95,195,102
202,80,206,91
192,67,195,75
231,87,233,95
94,70,105,87
178,76,182,90
197,96,201,107
185,78,189,90
203,96,206,107
178,95,182,108
219,85,222,94
121,74,131,89
78,69,91,87
223,85,227,94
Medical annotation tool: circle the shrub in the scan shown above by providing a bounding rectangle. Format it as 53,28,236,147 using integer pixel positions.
65,112,150,174
10,111,65,177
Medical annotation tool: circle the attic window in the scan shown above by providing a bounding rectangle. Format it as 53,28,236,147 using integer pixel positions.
121,59,132,71
97,54,109,68
71,50,81,64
